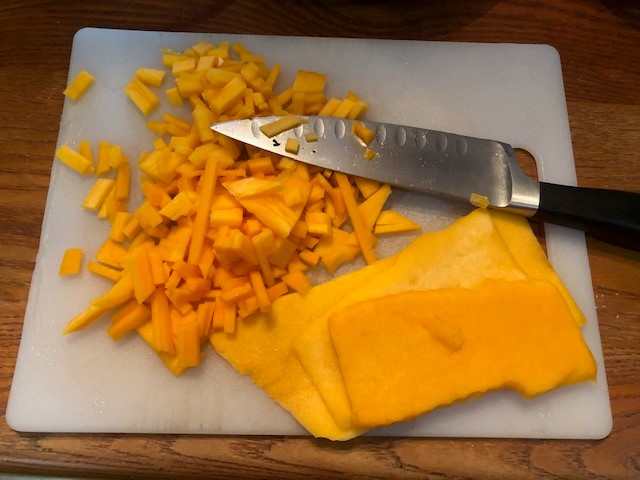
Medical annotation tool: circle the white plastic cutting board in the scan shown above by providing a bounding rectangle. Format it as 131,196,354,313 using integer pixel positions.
8,28,612,438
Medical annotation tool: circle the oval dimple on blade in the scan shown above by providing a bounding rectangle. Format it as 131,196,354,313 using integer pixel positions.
334,119,346,139
250,118,262,139
436,133,448,153
313,117,325,138
375,124,387,145
415,129,428,150
293,124,304,137
457,137,468,156
394,126,407,147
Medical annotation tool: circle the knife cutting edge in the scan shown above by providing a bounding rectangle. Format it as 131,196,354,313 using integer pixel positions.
211,116,640,250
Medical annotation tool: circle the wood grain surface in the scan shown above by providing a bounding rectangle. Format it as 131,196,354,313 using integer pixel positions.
1,0,639,478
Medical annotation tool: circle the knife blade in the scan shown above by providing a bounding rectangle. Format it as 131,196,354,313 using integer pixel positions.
212,115,640,250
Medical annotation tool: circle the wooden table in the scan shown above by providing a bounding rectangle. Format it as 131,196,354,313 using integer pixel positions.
1,1,639,478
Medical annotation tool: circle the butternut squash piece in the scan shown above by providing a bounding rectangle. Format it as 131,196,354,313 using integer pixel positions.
58,248,83,276
210,256,395,440
87,260,121,282
259,115,302,138
291,209,529,428
328,280,597,429
56,145,95,175
373,210,421,235
284,138,299,155
334,173,377,264
136,67,166,87
63,70,95,100
352,122,375,146
63,304,109,334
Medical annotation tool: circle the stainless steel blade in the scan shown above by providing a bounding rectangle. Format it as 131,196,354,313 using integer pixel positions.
211,116,540,215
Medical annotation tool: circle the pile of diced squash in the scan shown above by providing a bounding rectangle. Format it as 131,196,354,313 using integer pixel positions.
57,40,420,374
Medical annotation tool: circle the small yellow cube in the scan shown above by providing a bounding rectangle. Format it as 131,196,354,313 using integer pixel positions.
59,248,83,276
63,70,95,101
285,138,300,155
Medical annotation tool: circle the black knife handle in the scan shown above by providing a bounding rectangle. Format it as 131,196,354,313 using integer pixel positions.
531,182,640,250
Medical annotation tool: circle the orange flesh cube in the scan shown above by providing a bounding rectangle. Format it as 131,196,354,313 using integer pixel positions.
317,97,341,116
332,98,356,118
354,176,381,199
285,138,300,155
82,178,116,211
96,239,128,269
123,216,142,240
363,148,377,160
205,68,240,87
299,249,320,266
223,177,281,198
87,261,121,282
210,76,247,114
282,269,312,294
56,145,95,175
470,193,490,209
347,100,370,120
136,67,166,87
353,122,375,145
124,78,160,116
78,140,94,170
292,70,327,93
210,207,244,228
134,201,164,229
63,70,95,100
266,281,289,301
59,248,83,276
166,87,184,106
110,211,132,242
304,132,318,142
247,157,276,176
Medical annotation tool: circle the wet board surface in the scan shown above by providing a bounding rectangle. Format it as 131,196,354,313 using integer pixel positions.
7,28,612,438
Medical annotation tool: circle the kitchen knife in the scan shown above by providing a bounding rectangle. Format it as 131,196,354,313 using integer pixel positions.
211,116,640,250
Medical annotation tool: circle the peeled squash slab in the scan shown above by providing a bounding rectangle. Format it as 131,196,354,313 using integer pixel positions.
210,256,396,440
328,280,597,429
292,208,529,427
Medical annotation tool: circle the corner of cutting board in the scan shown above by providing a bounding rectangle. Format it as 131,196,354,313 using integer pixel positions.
5,392,30,433
591,408,613,440
72,26,97,46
